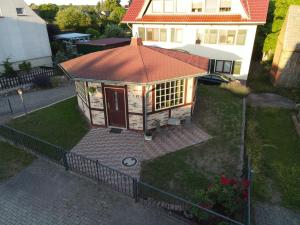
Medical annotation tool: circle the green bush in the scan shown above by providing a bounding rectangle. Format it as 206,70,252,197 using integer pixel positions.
104,24,125,38
85,28,101,39
2,58,17,77
18,61,32,73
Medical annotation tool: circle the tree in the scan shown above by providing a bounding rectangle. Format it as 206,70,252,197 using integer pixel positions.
109,6,126,24
38,4,59,22
56,6,92,31
86,28,101,39
104,24,125,37
104,0,121,12
29,3,38,10
262,0,300,61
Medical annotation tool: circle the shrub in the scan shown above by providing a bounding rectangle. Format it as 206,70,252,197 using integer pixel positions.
221,81,251,97
85,28,101,39
32,76,52,89
2,58,17,77
18,61,32,73
192,176,250,218
104,24,125,38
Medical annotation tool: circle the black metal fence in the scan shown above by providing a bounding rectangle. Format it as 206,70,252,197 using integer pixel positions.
0,96,13,115
0,67,55,91
0,124,248,225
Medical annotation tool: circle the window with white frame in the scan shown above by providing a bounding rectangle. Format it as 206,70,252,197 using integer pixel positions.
160,28,167,42
236,30,247,45
16,8,26,15
171,28,182,43
233,61,242,74
219,0,231,12
138,27,145,41
195,29,204,44
204,29,218,44
155,79,185,110
75,81,87,102
0,8,3,17
218,30,236,45
152,0,163,13
192,0,204,12
164,0,174,12
176,0,185,12
215,60,232,73
205,0,218,12
146,28,159,41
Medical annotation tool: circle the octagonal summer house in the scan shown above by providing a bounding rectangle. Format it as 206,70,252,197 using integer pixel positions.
60,37,209,133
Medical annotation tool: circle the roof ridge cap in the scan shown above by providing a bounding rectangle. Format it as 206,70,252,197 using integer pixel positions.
137,46,150,83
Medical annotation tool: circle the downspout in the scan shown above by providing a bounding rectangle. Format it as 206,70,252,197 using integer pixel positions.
144,85,149,136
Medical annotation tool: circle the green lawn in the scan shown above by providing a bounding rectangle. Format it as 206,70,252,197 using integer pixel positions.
247,61,300,103
141,85,243,200
0,141,36,182
246,107,300,210
8,97,89,150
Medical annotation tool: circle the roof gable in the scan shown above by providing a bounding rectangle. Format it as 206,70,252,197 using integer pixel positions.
122,0,269,24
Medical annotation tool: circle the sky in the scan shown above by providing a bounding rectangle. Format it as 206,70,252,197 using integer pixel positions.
24,0,129,6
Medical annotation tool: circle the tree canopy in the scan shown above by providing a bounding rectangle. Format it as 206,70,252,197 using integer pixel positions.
109,6,126,24
55,6,92,31
38,4,59,22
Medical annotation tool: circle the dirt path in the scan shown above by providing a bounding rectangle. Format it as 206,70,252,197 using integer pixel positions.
247,93,296,109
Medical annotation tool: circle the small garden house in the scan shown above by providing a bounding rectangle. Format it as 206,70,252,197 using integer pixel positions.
60,37,208,133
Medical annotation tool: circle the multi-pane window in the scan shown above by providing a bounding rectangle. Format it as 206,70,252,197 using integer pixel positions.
160,28,167,42
204,29,218,44
236,30,247,45
218,30,236,45
176,0,185,12
155,79,185,110
16,8,26,15
220,0,231,12
164,0,174,12
138,27,145,41
192,0,204,12
195,29,204,44
152,0,163,13
0,8,3,17
205,0,218,13
146,28,159,41
233,61,242,74
215,60,232,74
76,81,87,102
171,28,183,43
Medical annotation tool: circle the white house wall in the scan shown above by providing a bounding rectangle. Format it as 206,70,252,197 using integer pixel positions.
0,0,52,72
132,23,257,80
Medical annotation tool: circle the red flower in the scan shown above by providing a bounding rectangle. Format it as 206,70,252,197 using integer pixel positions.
220,175,231,186
229,178,237,185
242,179,251,189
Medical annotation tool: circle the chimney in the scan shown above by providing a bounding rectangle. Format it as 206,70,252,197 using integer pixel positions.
131,37,143,46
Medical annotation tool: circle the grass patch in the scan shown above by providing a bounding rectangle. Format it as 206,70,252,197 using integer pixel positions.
141,85,243,200
0,141,36,182
8,97,89,150
247,61,300,103
246,107,300,210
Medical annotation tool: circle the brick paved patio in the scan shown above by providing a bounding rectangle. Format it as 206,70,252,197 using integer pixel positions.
71,124,210,179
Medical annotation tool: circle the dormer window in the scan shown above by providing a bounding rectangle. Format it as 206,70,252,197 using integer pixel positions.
164,0,174,13
192,0,204,12
16,8,26,16
152,0,163,13
219,0,231,12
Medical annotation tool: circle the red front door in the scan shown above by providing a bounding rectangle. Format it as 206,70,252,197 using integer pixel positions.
105,87,126,128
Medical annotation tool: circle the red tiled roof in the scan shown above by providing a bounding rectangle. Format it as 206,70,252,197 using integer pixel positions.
76,38,131,46
122,0,269,23
60,42,208,84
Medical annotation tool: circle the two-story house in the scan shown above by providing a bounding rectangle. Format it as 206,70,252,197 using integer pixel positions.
0,0,52,73
122,0,269,80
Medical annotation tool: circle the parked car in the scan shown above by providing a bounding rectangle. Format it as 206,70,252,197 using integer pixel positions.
198,73,233,85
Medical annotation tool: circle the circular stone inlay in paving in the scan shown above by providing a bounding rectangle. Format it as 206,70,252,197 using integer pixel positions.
122,157,137,167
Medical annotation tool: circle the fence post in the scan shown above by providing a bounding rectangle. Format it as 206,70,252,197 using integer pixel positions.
133,178,139,202
7,98,13,114
62,151,69,171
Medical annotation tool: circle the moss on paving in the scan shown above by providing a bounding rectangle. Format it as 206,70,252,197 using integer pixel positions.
246,106,300,210
141,85,243,200
0,141,36,182
8,97,89,150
